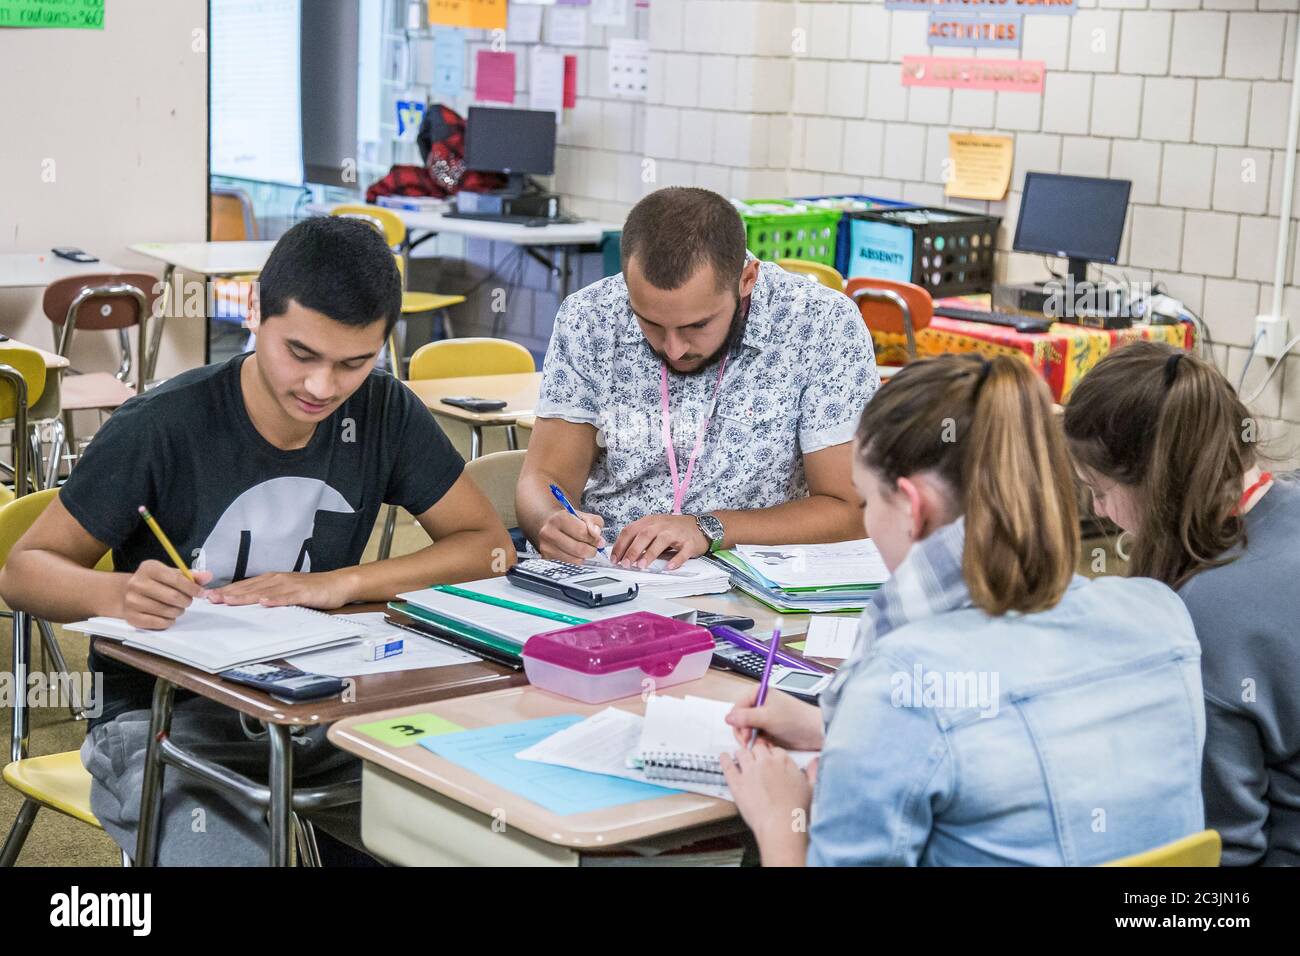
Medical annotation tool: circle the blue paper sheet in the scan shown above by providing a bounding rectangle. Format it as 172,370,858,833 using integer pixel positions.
420,715,679,816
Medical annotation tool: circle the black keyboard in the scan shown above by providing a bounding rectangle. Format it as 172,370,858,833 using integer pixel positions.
933,305,1052,334
444,211,581,227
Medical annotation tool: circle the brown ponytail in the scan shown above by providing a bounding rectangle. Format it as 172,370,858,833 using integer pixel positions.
1063,340,1255,589
855,354,1079,615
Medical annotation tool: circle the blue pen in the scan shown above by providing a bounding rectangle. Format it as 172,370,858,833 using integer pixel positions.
549,483,606,554
749,626,781,748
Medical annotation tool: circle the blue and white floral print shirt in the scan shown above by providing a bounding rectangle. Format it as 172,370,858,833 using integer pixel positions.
535,259,879,539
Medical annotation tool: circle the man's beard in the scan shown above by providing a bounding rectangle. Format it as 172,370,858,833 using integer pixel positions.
654,295,750,376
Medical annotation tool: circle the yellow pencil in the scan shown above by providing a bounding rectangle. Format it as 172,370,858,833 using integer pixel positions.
137,505,195,582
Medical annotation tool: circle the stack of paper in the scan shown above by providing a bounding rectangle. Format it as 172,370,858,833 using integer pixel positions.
67,601,365,673
707,539,889,613
582,556,732,599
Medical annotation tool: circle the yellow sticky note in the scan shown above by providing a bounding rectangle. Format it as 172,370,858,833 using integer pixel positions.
945,133,1014,201
427,0,506,31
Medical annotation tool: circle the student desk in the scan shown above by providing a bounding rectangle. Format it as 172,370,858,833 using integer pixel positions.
405,371,542,459
327,591,846,866
0,253,126,292
128,241,276,380
327,671,759,866
92,603,528,867
307,204,619,300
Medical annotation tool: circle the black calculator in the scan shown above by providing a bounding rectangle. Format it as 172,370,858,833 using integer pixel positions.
219,663,345,702
506,558,638,608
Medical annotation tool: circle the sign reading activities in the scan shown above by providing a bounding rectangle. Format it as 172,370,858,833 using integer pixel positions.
929,13,1021,49
887,0,1075,12
901,55,1045,93
946,133,1014,201
0,0,104,29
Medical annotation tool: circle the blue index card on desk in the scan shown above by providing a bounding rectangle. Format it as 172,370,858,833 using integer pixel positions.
420,715,678,816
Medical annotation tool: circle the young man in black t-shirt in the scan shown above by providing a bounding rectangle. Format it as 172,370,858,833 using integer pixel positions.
0,217,513,864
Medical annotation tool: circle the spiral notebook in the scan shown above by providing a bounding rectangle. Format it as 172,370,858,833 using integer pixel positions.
635,695,817,785
66,600,366,673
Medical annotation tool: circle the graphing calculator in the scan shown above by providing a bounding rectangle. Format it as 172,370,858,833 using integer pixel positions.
218,663,345,702
506,558,638,609
711,642,834,701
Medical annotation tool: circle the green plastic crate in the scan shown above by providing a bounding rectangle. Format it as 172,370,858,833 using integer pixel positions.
733,199,841,266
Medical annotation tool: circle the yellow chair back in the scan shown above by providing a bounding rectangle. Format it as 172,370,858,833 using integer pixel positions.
0,489,112,571
1102,829,1221,867
776,258,845,291
0,345,47,420
331,203,407,250
464,450,527,528
409,338,536,381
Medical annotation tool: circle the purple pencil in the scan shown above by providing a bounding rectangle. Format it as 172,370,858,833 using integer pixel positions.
748,626,781,749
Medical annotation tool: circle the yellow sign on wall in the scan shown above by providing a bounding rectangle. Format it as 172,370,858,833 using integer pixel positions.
946,133,1014,201
428,0,506,31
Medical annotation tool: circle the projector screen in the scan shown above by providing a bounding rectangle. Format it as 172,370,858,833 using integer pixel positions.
210,0,304,187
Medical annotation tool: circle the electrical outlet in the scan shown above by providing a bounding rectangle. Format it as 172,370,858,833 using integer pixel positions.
1254,313,1291,360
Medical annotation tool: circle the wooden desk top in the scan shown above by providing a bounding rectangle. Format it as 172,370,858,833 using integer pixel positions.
327,669,758,849
406,371,542,426
91,603,527,727
0,338,70,370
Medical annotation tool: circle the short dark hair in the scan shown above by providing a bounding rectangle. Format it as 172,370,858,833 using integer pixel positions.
620,187,747,292
257,216,403,335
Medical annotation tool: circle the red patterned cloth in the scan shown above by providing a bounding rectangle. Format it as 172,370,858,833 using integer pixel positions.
365,104,505,202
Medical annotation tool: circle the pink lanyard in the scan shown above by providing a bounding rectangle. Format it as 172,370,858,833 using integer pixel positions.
660,355,728,515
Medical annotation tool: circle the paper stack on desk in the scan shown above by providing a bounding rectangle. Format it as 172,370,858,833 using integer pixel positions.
707,539,889,613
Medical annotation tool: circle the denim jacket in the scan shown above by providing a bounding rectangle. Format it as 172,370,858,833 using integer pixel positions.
808,575,1206,866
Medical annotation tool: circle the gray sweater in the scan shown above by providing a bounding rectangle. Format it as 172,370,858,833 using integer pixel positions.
1179,472,1300,866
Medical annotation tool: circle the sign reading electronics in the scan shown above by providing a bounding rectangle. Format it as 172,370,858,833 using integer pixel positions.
901,55,1045,93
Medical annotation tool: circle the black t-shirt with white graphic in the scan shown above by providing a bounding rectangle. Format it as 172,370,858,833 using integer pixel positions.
60,353,464,729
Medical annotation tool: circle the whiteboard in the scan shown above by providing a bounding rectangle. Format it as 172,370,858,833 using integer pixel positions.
210,0,304,187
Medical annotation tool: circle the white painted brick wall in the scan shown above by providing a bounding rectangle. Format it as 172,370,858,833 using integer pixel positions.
1182,210,1241,278
1193,80,1251,146
1091,74,1142,138
1170,12,1229,77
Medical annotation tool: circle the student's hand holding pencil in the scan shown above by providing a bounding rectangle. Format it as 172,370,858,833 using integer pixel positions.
119,560,213,630
726,686,826,752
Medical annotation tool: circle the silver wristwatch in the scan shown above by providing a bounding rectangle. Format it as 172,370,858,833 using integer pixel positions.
692,513,726,553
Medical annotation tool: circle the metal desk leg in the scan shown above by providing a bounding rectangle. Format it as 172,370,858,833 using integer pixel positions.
267,723,296,867
144,265,174,383
470,425,483,460
558,246,571,300
10,611,30,765
135,677,176,867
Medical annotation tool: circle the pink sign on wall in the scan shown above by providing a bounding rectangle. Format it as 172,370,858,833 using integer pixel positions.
900,55,1045,93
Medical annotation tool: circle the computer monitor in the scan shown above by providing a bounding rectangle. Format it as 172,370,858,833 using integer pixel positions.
1013,173,1131,287
464,106,557,194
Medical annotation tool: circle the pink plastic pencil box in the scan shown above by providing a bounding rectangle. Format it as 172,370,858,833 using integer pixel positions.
521,612,715,703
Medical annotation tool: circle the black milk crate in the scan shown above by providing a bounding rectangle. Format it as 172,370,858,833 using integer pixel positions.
843,206,1001,298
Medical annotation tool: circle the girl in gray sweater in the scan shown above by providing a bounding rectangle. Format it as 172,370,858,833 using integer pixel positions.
1065,340,1300,866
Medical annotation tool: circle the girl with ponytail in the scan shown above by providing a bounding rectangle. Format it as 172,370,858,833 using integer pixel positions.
721,354,1206,866
1065,340,1300,866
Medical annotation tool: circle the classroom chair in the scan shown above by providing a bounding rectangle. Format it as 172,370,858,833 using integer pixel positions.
330,204,466,373
1101,829,1222,867
0,347,47,499
776,258,845,291
409,337,535,456
0,489,121,867
464,449,527,530
210,187,258,241
847,277,933,367
40,274,155,481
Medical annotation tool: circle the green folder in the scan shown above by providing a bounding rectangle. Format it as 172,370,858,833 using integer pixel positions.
387,601,525,664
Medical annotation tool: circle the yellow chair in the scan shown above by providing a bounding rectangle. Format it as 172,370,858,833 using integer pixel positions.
776,258,845,291
1102,829,1222,867
409,337,536,458
331,204,467,370
0,489,117,867
464,450,527,529
0,345,47,499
